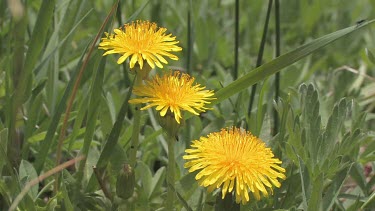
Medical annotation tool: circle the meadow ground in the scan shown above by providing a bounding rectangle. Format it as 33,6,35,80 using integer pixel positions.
1,1,375,210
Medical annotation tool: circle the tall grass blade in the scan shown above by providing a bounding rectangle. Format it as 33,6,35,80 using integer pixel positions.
246,0,273,128
34,42,91,173
214,20,375,106
86,78,135,191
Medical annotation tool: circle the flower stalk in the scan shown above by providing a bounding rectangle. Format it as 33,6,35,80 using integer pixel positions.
157,110,180,209
128,101,141,167
166,134,176,210
99,20,186,209
128,67,147,167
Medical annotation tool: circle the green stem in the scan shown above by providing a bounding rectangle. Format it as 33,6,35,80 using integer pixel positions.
187,0,193,75
246,0,273,129
233,0,239,80
129,74,143,167
273,0,281,136
166,135,175,210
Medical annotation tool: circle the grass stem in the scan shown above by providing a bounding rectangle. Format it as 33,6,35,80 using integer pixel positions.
53,1,119,194
246,0,273,129
273,0,281,135
233,0,239,80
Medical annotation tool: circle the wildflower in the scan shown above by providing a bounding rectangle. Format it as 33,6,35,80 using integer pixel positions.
98,20,182,70
183,127,286,205
128,71,215,124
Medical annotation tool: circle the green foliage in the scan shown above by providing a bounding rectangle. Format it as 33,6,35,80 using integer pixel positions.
0,0,374,210
282,84,366,210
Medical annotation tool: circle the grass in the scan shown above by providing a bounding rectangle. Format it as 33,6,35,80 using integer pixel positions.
1,0,375,210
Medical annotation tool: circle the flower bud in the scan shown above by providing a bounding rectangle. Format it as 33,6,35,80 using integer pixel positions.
116,163,135,199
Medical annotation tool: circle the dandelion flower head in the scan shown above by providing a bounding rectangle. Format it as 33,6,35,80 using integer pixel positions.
128,71,215,124
99,20,182,70
183,127,286,204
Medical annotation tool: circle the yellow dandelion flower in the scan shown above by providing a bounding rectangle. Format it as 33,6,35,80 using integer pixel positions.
183,127,286,205
98,20,182,70
128,71,215,124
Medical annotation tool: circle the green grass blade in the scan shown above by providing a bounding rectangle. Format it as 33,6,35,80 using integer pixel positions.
213,20,375,105
59,0,88,58
34,42,91,173
22,80,46,159
67,96,88,151
7,2,27,167
273,0,281,135
0,129,8,175
76,56,106,182
126,0,150,22
15,0,55,106
233,0,239,79
34,9,93,75
361,191,375,210
298,155,309,211
86,78,135,191
23,0,55,77
247,0,273,125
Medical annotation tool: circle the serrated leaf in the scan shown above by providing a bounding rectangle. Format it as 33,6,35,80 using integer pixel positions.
299,84,321,164
322,99,347,159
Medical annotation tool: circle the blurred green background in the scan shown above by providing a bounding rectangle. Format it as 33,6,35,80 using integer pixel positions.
1,0,375,210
